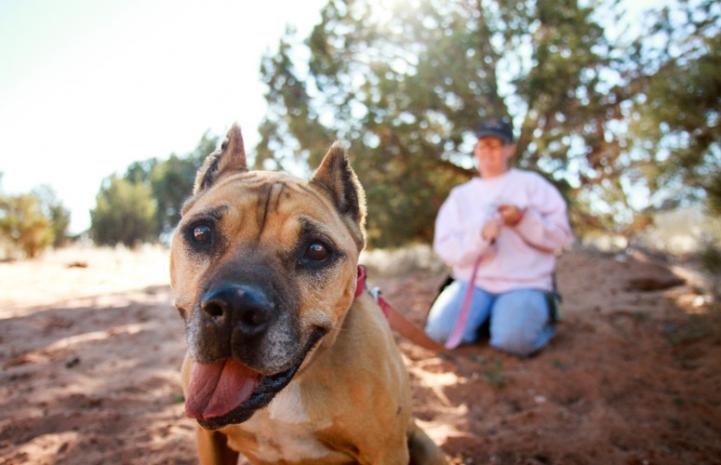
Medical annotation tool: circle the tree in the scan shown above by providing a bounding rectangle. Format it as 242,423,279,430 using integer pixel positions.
256,0,718,246
90,177,158,247
91,132,219,245
0,193,54,258
149,132,218,235
122,132,219,236
630,0,721,215
124,158,158,185
33,185,71,247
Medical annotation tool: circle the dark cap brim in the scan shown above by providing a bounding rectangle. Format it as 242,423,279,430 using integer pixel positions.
475,129,513,145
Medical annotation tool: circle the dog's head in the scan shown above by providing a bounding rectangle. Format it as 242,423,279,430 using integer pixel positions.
169,124,366,429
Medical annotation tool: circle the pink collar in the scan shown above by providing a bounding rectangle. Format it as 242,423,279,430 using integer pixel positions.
354,266,366,298
354,265,390,318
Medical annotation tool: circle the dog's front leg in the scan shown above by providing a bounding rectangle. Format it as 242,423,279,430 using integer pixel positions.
196,426,239,465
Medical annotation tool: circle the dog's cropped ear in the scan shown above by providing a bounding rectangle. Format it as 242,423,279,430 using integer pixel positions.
311,142,367,228
193,123,247,194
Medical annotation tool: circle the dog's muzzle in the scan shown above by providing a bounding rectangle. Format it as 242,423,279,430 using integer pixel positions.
184,276,323,428
200,283,277,339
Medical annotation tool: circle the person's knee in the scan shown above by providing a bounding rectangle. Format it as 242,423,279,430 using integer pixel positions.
424,301,453,343
423,281,465,343
490,290,552,356
424,319,448,343
490,329,538,357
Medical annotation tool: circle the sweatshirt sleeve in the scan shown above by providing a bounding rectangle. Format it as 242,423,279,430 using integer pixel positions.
514,175,574,253
433,190,493,267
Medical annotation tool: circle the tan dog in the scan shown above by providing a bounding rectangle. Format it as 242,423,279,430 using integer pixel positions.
169,124,447,465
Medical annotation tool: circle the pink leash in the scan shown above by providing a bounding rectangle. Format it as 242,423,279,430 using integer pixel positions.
444,254,484,349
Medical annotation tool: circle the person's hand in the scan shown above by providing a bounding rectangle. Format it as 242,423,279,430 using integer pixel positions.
498,204,524,227
481,217,502,242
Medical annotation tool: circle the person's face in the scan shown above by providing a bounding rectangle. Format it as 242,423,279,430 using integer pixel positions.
474,136,515,178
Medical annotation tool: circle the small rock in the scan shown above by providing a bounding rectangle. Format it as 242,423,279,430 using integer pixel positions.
66,261,89,268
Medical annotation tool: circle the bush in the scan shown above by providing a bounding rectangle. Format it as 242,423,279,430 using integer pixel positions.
120,133,218,237
0,194,54,258
90,177,158,247
149,155,201,235
32,185,71,247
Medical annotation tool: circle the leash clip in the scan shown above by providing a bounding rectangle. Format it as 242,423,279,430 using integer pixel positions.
371,286,382,306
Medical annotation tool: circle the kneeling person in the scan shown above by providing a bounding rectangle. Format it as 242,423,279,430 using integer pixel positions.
426,117,573,356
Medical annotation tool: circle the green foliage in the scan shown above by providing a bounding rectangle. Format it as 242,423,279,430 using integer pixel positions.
123,132,218,236
256,0,662,245
630,0,721,216
89,132,219,246
124,158,158,184
149,133,218,235
0,184,71,258
32,185,71,247
90,177,158,247
483,357,507,389
255,0,720,245
150,155,199,235
0,193,54,258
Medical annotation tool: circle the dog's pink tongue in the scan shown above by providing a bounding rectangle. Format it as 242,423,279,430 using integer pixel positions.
185,359,260,420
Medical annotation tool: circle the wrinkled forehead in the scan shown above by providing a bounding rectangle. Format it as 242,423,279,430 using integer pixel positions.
181,170,345,236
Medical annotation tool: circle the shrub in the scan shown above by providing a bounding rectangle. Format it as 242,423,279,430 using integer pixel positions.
90,177,158,247
0,194,54,258
33,185,71,247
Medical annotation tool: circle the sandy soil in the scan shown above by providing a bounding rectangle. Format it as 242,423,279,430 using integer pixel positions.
1,245,720,465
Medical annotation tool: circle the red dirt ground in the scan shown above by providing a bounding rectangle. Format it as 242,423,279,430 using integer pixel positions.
1,246,720,465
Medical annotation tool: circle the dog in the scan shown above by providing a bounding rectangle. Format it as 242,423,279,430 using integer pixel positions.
169,124,447,465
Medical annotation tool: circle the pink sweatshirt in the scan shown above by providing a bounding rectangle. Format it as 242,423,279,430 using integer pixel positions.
433,168,573,293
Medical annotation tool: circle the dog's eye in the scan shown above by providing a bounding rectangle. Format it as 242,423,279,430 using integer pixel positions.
186,221,214,248
193,224,212,243
296,235,342,272
304,242,330,262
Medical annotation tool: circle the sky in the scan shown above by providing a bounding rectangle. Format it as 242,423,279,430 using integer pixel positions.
0,0,325,233
1,0,657,234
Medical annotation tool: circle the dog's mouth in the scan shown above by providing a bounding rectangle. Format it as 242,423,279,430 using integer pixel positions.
185,327,326,429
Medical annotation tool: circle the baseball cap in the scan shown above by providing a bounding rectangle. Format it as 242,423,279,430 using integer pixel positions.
475,117,514,145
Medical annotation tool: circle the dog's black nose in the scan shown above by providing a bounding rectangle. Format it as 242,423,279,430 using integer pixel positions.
200,284,276,337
